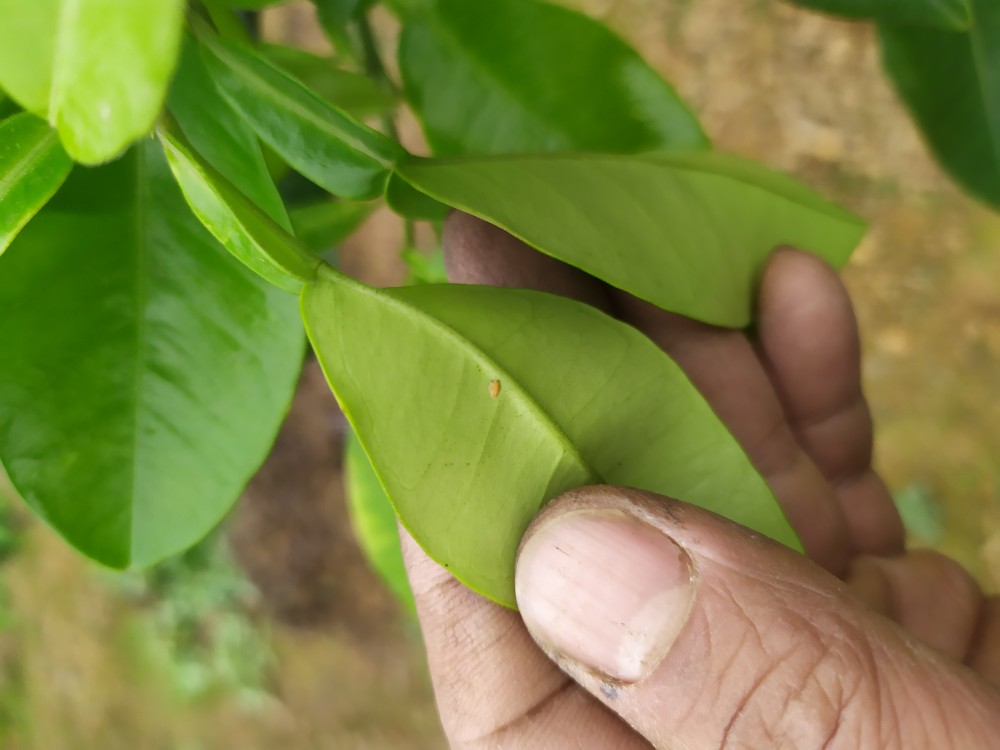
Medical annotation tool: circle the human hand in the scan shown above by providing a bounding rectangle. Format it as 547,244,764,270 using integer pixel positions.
401,213,1000,748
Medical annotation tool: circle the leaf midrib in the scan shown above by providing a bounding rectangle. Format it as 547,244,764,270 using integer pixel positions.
208,39,393,168
400,151,861,223
315,267,602,494
128,145,150,566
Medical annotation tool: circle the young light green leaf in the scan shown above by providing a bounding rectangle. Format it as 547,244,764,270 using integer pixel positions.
48,0,185,163
168,38,290,230
787,0,969,29
158,117,321,293
880,17,1000,207
289,199,372,254
344,429,415,613
0,141,305,568
258,45,396,118
0,112,72,256
303,271,798,607
0,0,59,114
398,0,707,156
396,151,865,328
197,31,403,200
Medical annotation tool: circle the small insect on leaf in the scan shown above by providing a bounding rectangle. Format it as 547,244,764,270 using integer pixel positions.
488,379,501,398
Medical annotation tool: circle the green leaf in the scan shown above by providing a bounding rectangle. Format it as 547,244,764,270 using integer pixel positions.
303,271,797,607
787,0,969,29
197,30,403,200
158,117,321,293
401,247,447,284
398,0,707,156
893,481,944,543
49,0,185,163
344,429,415,613
880,11,1000,207
289,199,373,254
314,0,377,52
396,151,865,328
0,112,72,257
168,38,290,229
0,141,305,568
0,91,20,121
258,45,397,118
0,0,58,114
315,0,375,26
385,171,449,220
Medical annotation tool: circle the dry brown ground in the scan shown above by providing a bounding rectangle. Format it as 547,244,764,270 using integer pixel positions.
2,0,999,747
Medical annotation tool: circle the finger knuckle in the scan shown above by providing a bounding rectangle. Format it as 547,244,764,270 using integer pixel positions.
715,607,889,750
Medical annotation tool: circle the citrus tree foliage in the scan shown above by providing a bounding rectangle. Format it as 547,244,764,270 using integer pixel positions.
0,0,994,606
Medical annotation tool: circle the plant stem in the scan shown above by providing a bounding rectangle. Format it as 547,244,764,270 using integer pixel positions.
356,13,416,246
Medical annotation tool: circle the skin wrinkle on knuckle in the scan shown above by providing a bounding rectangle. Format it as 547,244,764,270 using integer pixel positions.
693,574,881,750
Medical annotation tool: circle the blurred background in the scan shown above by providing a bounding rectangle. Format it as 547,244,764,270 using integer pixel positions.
2,0,999,746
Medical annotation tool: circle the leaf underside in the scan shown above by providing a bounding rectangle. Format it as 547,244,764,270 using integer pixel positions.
304,269,798,607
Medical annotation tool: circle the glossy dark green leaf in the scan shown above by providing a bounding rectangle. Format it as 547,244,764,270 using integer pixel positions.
288,199,372,254
880,12,1000,207
398,0,707,156
344,429,415,612
0,0,58,114
0,112,72,256
970,0,1000,162
50,0,185,163
787,0,969,29
303,271,797,606
198,31,403,200
0,91,20,121
0,141,304,568
258,45,396,118
396,151,865,328
168,39,290,229
158,117,321,293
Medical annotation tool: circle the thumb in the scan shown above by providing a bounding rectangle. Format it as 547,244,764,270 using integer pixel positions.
515,486,1000,749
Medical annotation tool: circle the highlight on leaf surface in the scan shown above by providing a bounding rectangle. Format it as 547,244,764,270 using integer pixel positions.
158,116,322,293
396,150,866,328
303,269,799,607
196,27,403,200
0,141,304,568
0,112,72,257
0,0,185,163
167,37,290,229
399,0,707,156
